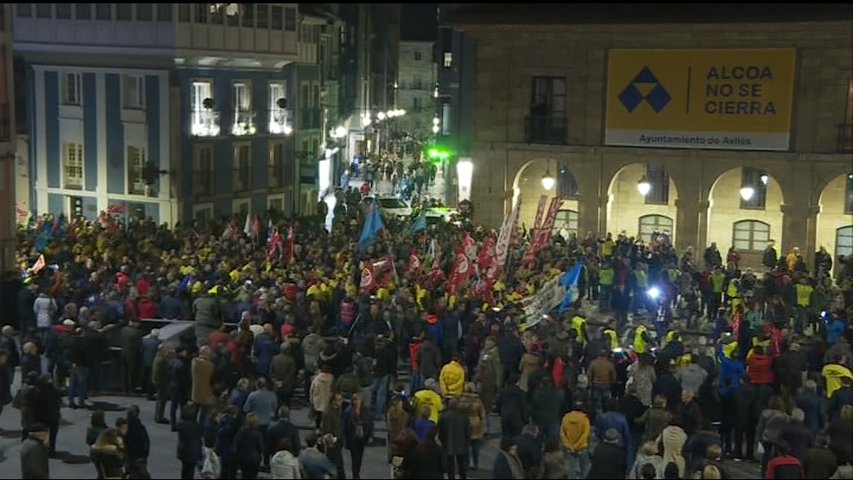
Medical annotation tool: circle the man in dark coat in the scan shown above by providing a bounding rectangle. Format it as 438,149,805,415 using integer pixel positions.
587,428,628,479
795,380,827,435
20,422,50,479
497,374,528,439
125,404,151,479
269,342,298,408
779,408,814,462
169,347,191,431
512,424,541,478
776,342,808,399
0,326,19,385
266,405,301,459
119,320,144,393
438,398,472,480
33,374,62,456
652,365,682,414
733,375,758,461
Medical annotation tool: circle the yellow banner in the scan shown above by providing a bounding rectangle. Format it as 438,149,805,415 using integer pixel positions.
605,49,796,150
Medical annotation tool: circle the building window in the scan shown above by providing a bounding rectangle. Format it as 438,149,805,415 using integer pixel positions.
191,80,219,136
127,146,147,195
242,3,254,27
414,51,422,61
271,5,282,29
558,165,579,199
284,7,295,31
639,215,674,243
269,142,284,188
95,4,111,20
35,4,51,18
75,4,92,20
256,3,268,28
527,76,567,144
444,52,452,68
837,226,853,259
56,4,72,19
645,166,670,205
268,82,290,134
116,3,131,21
63,143,84,190
553,210,578,237
178,4,190,22
234,144,251,192
846,173,853,214
412,97,421,112
62,73,82,105
732,220,770,252
193,146,213,196
194,4,207,23
123,75,144,109
232,82,255,136
136,4,152,21
740,167,768,210
17,4,32,18
156,4,172,21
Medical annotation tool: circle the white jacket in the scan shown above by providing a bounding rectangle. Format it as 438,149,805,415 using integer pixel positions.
33,295,57,329
271,450,302,479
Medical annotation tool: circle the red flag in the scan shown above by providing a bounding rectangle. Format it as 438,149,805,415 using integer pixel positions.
478,236,496,272
106,203,126,215
449,250,472,295
360,261,377,291
251,216,260,239
267,230,282,259
16,205,29,223
282,225,295,265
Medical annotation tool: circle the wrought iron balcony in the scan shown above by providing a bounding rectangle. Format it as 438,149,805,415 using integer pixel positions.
231,110,256,136
525,115,568,145
191,109,220,137
268,108,292,135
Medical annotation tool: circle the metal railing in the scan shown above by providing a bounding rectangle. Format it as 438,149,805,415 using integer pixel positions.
839,123,853,152
525,114,568,145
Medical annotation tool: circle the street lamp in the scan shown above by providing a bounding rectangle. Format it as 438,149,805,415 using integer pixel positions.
739,186,755,201
637,175,652,196
457,158,474,202
541,161,555,190
760,173,769,186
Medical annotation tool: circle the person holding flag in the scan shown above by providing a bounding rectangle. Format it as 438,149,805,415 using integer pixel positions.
359,200,385,251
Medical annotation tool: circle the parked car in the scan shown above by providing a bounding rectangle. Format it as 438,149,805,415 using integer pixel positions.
361,195,413,218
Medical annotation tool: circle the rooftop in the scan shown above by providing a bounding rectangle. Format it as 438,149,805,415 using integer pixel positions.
443,3,853,25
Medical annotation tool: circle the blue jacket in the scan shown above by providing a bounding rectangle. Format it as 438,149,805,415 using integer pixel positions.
342,404,374,449
827,319,847,346
253,334,278,376
594,411,632,450
717,344,745,398
214,415,239,460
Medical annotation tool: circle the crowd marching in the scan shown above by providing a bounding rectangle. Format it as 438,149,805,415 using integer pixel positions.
0,180,852,480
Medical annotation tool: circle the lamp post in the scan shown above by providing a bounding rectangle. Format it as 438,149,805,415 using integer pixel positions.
541,161,555,190
457,158,473,203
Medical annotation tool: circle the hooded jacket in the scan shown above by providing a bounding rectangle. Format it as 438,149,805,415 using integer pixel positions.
560,410,591,451
439,361,465,398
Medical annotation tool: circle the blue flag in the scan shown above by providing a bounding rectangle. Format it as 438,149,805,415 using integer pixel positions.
358,202,385,250
409,211,427,235
558,261,584,314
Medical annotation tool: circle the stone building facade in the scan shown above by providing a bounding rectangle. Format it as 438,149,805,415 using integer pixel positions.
450,7,853,267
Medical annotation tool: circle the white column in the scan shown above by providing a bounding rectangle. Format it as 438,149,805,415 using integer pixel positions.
96,73,108,214
35,69,48,214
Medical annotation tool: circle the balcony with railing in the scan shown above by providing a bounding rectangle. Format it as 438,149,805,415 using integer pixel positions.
231,110,256,136
839,123,853,152
191,109,220,137
268,108,292,135
525,115,568,145
300,108,321,130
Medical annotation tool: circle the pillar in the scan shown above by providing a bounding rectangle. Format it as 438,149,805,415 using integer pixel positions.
597,194,609,236
674,198,700,253
577,192,599,238
804,204,821,267
780,203,810,260
696,200,711,249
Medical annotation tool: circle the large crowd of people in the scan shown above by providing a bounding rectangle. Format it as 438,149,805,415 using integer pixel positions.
1,179,852,480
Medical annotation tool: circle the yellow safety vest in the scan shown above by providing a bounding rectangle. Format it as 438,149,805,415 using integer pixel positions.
572,316,588,344
603,328,618,351
634,325,648,354
795,284,813,308
664,330,679,347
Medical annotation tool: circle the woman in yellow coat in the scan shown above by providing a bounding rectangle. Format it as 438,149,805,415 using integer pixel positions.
439,353,466,398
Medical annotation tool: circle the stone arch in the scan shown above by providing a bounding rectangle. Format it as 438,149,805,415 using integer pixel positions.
605,162,680,241
816,172,853,265
706,166,787,269
510,157,581,231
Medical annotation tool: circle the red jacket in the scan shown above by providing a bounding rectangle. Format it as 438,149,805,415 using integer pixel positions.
136,278,151,296
748,354,776,385
409,341,423,372
208,329,229,349
766,454,803,479
137,298,158,319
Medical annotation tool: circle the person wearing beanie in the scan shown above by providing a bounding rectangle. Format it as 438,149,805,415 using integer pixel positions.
588,428,628,479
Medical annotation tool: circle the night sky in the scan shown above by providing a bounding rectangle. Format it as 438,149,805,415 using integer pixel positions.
401,3,438,41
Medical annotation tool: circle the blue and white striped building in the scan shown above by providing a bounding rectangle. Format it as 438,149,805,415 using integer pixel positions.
13,3,303,225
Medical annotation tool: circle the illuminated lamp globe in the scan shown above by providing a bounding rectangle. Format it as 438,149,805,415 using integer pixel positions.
637,176,652,196
740,186,755,201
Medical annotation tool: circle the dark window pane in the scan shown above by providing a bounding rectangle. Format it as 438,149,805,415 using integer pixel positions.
845,174,853,214
56,4,71,19
194,4,207,23
256,4,268,28
242,4,254,27
75,3,92,20
116,4,132,21
156,4,172,21
17,4,32,18
96,4,111,20
136,4,152,21
284,7,295,31
271,6,282,29
35,4,52,18
178,4,190,22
